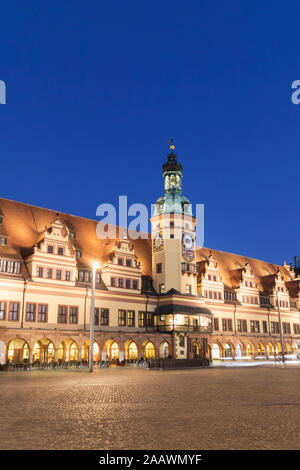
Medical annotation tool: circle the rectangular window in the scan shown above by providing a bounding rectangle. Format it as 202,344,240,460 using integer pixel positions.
38,304,47,322
222,318,227,331
126,259,131,267
0,301,6,320
255,321,260,333
213,318,219,331
237,319,242,332
94,307,99,325
125,279,131,289
132,280,138,290
26,303,36,322
159,283,165,294
47,245,54,253
58,247,64,256
111,277,115,287
127,310,135,327
250,320,255,333
242,320,247,332
156,263,162,274
96,273,101,284
262,320,268,333
147,313,153,327
271,321,279,334
118,258,123,265
118,278,123,288
118,309,126,326
228,319,233,331
9,302,19,321
100,308,109,326
56,270,62,280
65,271,71,281
138,311,145,327
69,306,78,324
0,237,7,246
46,268,52,279
58,305,67,323
37,267,43,277
186,284,192,294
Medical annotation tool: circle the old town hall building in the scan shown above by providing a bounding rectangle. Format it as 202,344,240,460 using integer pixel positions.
0,145,300,365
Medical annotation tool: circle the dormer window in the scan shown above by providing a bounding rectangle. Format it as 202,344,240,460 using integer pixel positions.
0,236,7,246
118,258,123,266
76,250,82,258
126,259,131,267
47,245,54,254
58,247,64,256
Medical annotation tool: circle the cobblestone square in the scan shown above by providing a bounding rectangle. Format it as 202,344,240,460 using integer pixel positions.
0,366,299,450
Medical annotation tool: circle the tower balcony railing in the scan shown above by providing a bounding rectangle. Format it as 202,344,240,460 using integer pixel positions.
181,262,198,275
155,324,212,334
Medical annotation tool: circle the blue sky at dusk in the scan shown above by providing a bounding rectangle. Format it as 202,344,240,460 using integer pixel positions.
0,1,299,265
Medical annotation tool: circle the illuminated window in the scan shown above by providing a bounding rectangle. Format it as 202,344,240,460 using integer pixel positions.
138,311,145,327
118,309,126,326
127,310,135,327
159,284,165,294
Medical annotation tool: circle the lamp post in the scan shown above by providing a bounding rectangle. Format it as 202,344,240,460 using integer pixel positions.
89,262,99,373
276,290,285,363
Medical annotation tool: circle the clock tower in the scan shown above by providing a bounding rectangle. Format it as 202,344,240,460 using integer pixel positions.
151,141,198,295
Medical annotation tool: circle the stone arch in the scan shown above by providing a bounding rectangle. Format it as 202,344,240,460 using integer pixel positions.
81,339,101,362
256,342,265,356
59,338,79,362
6,337,30,363
124,340,138,360
103,339,120,362
211,342,222,360
285,342,292,354
142,340,155,359
246,342,255,357
235,342,244,359
159,340,170,358
266,342,275,355
224,342,234,358
191,340,202,359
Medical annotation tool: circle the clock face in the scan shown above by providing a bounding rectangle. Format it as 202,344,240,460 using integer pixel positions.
153,232,164,252
182,232,193,250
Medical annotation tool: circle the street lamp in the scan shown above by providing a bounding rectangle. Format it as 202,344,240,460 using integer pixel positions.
276,290,285,363
89,261,99,373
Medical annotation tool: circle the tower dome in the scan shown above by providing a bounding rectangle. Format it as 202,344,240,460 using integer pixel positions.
153,141,192,216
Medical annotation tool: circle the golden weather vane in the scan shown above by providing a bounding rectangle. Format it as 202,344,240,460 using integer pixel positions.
168,138,175,151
